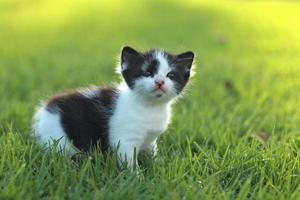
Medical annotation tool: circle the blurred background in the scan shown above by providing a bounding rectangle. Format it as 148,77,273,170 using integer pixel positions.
0,0,300,143
1,1,300,198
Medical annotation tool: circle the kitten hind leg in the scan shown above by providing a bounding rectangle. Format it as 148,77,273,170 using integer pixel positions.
33,106,76,155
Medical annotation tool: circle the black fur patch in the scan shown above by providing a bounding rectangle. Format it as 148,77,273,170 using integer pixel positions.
46,87,119,152
145,59,159,77
167,51,194,93
121,47,160,88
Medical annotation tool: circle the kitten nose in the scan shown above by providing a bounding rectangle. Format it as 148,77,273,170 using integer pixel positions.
155,80,165,87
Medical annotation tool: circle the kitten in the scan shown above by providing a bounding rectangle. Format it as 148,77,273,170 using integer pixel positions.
33,46,194,168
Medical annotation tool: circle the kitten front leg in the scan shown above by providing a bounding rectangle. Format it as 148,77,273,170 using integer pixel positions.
146,139,158,157
149,140,158,157
117,143,140,170
139,139,158,159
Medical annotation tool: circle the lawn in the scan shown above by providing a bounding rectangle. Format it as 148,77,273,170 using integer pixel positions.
1,0,300,199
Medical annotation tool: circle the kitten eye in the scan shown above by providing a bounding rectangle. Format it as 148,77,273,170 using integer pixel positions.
167,72,176,80
143,71,152,77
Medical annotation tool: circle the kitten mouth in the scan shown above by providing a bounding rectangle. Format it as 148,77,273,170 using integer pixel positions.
152,87,165,98
153,87,165,93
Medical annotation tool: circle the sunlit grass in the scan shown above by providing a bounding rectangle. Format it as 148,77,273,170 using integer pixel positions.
1,0,300,199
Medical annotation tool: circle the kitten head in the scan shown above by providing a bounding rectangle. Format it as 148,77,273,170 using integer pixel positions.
120,46,194,102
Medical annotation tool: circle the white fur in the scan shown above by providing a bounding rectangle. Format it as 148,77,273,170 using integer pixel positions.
155,50,169,74
109,83,172,168
79,86,99,99
111,51,175,168
33,105,76,154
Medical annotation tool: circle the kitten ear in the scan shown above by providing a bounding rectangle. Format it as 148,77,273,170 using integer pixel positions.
174,51,194,69
121,46,143,68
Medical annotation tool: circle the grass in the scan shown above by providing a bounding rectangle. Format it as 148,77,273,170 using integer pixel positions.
1,0,300,199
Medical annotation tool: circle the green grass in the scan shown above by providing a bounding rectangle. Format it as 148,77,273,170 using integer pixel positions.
1,0,300,199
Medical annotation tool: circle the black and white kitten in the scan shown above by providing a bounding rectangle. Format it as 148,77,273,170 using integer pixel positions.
33,46,194,168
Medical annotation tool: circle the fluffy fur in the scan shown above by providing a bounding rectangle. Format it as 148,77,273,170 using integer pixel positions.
33,46,195,168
